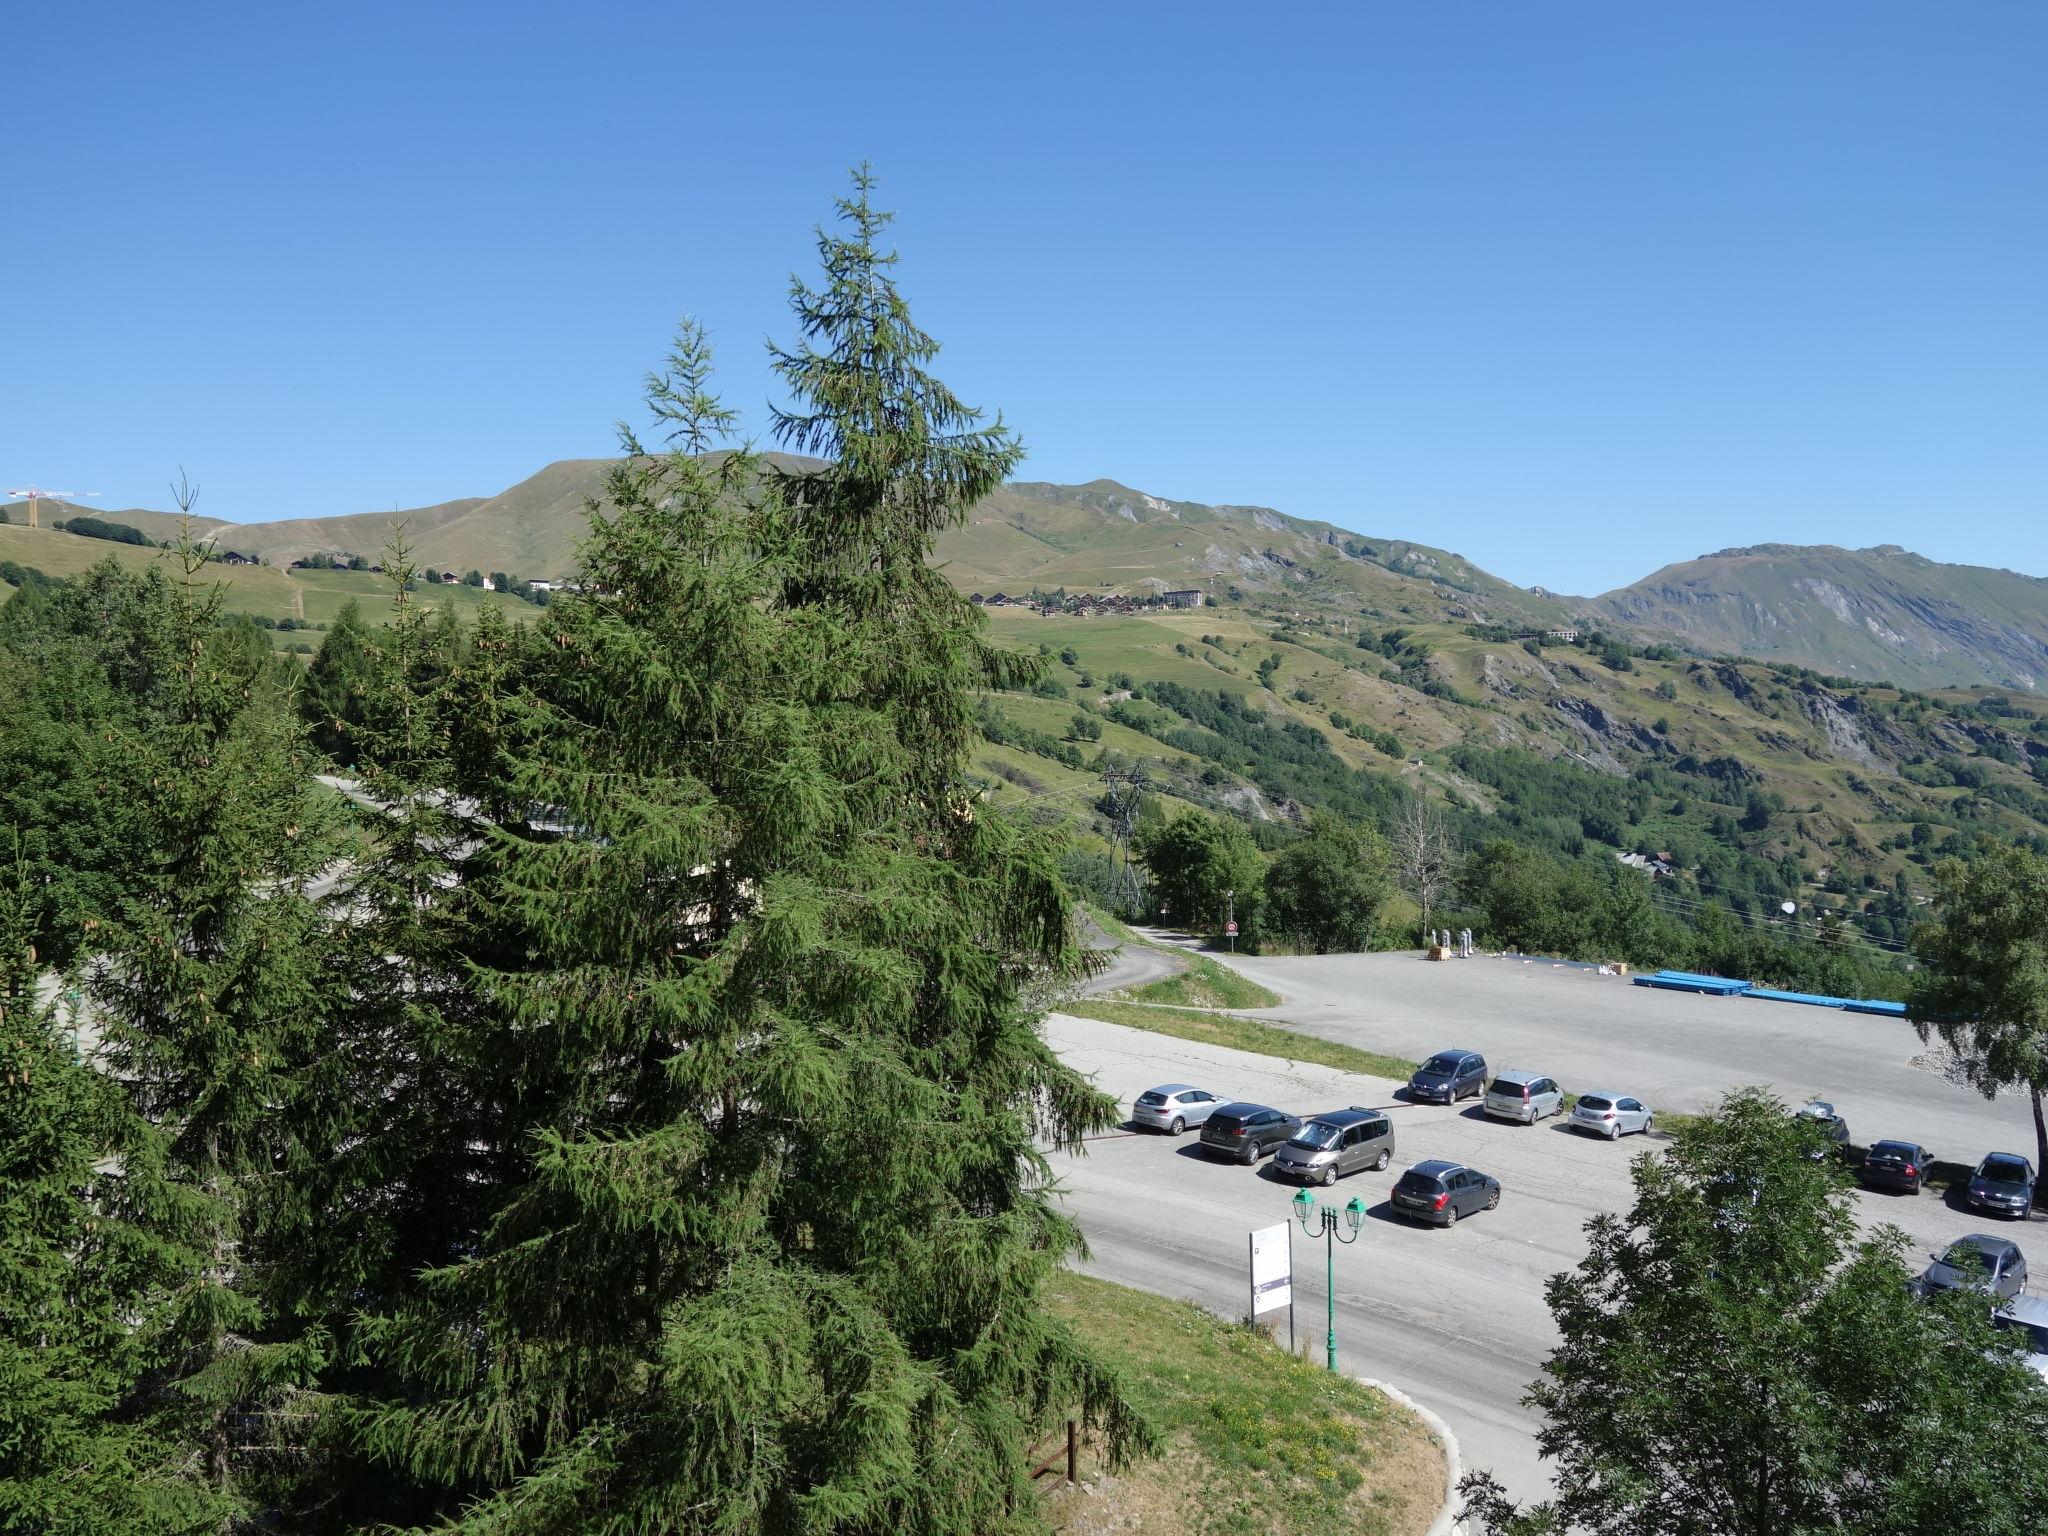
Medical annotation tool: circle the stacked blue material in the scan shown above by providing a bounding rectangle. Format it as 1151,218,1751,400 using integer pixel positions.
1743,988,1848,1008
1632,970,1753,996
1844,999,1909,1017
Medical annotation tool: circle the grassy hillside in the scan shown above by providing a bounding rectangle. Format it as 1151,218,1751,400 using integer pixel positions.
1597,543,2048,692
42,461,1578,630
976,593,2048,954
0,522,538,638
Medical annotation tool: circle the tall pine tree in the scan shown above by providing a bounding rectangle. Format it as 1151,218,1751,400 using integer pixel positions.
338,174,1148,1532
0,858,226,1533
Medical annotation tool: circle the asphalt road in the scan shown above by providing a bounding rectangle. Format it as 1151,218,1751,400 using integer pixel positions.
1044,956,2043,1511
1079,917,1186,995
1163,943,2039,1166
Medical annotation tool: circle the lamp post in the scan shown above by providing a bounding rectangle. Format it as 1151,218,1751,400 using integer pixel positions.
1225,887,1236,953
1292,1187,1366,1372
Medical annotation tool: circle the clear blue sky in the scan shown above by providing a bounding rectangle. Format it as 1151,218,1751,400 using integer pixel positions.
6,2,2042,594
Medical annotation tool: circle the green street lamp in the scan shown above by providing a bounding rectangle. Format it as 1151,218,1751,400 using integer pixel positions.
1293,1186,1367,1372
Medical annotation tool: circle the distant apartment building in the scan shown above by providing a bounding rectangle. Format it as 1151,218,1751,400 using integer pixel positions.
1161,589,1206,608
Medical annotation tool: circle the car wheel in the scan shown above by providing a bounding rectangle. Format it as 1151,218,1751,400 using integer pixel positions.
1321,1164,1337,1187
1373,1149,1390,1172
1241,1142,1258,1166
1641,1116,1653,1136
1442,1204,1459,1227
1169,1116,1184,1136
1487,1186,1501,1211
1606,1121,1619,1141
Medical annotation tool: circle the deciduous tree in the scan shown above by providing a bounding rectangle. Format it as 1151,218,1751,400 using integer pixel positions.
1461,1089,2048,1536
1909,844,2048,1184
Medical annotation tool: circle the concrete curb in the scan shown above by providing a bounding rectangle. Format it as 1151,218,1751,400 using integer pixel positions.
1357,1376,1466,1536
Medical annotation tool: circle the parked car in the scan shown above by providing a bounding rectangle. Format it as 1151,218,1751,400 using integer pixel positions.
1390,1159,1501,1227
1860,1140,1935,1194
1483,1070,1565,1126
1570,1090,1653,1140
1131,1084,1223,1135
1968,1153,2038,1220
1993,1296,2048,1383
1198,1102,1302,1164
1916,1234,2029,1302
1407,1050,1487,1105
1272,1108,1396,1185
1794,1100,1852,1159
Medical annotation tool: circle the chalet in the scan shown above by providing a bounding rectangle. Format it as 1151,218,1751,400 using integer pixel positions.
1616,850,1678,878
985,592,1013,607
968,592,986,604
1161,589,1206,608
439,570,460,584
221,551,256,566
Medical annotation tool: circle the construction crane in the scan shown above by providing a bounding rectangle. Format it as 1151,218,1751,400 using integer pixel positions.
3,484,99,529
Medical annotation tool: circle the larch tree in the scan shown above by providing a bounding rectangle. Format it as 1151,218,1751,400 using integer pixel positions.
0,862,226,1535
341,173,1149,1534
84,531,344,1518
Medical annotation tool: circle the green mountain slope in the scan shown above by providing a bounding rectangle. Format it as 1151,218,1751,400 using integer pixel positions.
1596,544,2048,693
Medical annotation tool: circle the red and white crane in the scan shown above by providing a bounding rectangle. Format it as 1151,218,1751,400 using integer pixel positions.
3,483,99,528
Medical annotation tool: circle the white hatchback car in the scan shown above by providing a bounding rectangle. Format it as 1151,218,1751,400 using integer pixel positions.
1132,1084,1222,1135
1571,1090,1654,1140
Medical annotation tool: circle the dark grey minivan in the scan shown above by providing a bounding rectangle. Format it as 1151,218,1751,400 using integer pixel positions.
1407,1050,1487,1105
1272,1108,1396,1185
1199,1102,1302,1165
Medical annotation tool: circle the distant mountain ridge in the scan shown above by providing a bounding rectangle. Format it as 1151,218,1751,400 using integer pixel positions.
1595,543,2048,693
10,468,2045,692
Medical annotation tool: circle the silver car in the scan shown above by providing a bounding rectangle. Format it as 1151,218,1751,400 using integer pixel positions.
1994,1296,2048,1384
1571,1090,1653,1140
1132,1084,1222,1135
1484,1070,1564,1125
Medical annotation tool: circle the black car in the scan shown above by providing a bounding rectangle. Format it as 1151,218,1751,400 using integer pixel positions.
1794,1101,1852,1160
1390,1159,1500,1227
1198,1102,1302,1165
1407,1050,1487,1105
1968,1153,2037,1220
1860,1140,1934,1194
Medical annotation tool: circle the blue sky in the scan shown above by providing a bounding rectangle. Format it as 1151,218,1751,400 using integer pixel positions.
5,2,2042,594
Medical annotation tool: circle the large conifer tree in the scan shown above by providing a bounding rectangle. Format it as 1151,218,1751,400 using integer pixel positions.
0,865,226,1534
341,174,1147,1532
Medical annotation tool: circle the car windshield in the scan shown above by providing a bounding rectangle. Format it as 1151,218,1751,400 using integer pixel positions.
1942,1244,1993,1272
1422,1055,1460,1075
1291,1122,1342,1150
1578,1096,1613,1111
1983,1157,2030,1182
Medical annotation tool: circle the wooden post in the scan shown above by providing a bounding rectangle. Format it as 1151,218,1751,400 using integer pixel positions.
1066,1419,1077,1484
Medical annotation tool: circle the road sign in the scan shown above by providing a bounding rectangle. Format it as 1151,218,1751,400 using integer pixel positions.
1249,1222,1291,1316
1224,920,1238,936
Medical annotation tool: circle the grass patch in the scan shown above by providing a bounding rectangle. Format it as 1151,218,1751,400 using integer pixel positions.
1062,999,1419,1083
1044,1271,1439,1536
1121,949,1283,1010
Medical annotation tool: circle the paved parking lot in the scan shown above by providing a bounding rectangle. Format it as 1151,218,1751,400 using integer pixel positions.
1045,985,2041,1510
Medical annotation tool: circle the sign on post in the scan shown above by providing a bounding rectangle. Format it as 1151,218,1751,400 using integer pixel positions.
1249,1222,1293,1349
1224,920,1238,936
